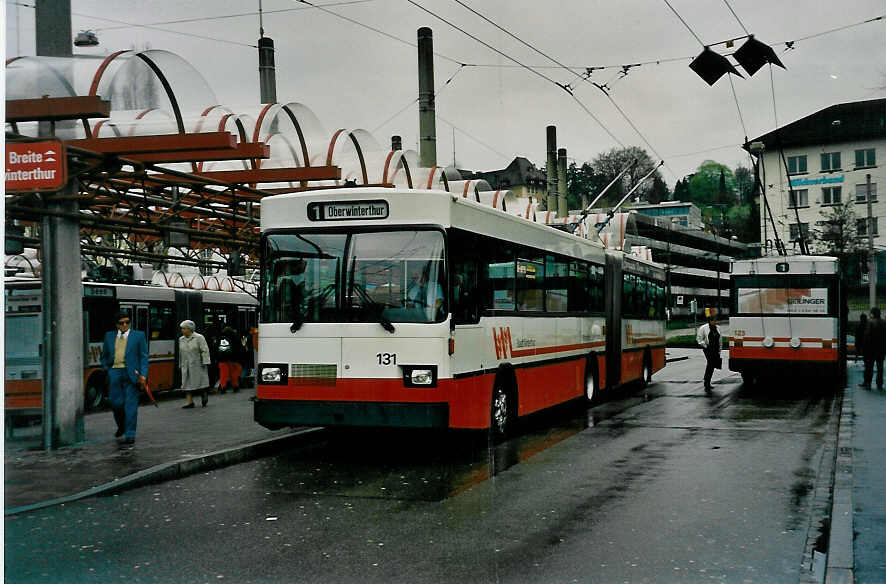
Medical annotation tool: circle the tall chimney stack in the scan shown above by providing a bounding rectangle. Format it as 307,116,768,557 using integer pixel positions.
417,27,437,167
557,148,568,218
546,126,558,212
258,36,277,104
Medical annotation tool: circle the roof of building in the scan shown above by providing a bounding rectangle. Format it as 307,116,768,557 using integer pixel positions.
459,156,546,188
746,98,886,151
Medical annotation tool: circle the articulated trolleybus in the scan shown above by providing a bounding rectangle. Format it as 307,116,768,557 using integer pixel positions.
729,256,842,385
254,188,666,437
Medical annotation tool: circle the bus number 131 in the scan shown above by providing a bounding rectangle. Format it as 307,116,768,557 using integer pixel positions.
376,352,397,365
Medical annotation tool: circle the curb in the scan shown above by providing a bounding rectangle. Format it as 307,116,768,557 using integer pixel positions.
825,385,854,584
665,356,690,363
5,427,324,516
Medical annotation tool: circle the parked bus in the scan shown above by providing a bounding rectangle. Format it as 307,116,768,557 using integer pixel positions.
254,188,666,438
4,278,258,417
728,256,843,385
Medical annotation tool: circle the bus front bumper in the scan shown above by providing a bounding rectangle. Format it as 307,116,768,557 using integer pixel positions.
254,399,450,430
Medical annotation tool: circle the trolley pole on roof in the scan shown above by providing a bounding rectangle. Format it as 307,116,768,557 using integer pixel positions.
36,0,85,448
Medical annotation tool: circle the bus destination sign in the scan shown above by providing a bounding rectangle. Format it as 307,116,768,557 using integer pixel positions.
308,200,389,221
5,140,67,192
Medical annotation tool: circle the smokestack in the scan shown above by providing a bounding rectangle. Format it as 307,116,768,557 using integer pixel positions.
391,135,402,151
417,27,437,167
546,126,557,212
557,148,568,218
258,36,277,104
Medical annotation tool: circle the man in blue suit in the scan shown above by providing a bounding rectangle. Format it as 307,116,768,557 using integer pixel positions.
100,311,149,445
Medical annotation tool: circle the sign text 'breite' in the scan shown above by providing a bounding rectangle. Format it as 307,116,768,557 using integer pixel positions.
5,140,67,192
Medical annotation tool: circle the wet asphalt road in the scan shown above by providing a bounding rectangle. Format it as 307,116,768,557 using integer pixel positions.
5,349,838,584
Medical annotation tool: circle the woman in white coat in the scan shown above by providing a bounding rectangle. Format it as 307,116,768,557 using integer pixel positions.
179,320,211,408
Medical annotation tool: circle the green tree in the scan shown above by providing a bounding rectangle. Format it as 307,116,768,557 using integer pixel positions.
812,202,864,284
687,160,737,207
566,161,608,210
734,165,754,204
672,178,690,201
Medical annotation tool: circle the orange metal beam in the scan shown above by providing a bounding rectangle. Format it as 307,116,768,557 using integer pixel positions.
66,132,237,155
126,142,270,163
6,96,111,122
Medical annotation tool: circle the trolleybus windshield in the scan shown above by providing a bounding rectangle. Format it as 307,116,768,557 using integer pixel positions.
262,229,446,326
731,275,838,316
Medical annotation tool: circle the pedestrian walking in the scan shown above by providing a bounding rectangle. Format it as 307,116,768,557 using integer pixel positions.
856,313,868,363
696,314,722,393
179,320,211,408
216,325,245,394
100,311,149,445
862,308,886,390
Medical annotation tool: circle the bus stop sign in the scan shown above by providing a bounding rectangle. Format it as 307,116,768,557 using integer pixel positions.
5,140,67,192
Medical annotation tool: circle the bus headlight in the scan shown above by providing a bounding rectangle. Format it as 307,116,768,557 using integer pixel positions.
411,369,434,385
401,365,437,388
259,364,288,385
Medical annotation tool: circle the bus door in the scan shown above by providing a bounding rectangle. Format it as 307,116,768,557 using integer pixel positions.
605,252,623,388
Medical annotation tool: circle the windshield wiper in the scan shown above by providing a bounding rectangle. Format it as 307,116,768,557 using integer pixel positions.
350,283,396,334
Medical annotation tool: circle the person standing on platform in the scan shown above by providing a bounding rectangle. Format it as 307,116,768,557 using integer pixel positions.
216,325,244,394
100,312,149,445
179,320,211,408
696,314,721,393
863,308,886,390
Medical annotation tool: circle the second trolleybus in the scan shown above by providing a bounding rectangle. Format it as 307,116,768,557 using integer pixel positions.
254,188,666,437
728,255,843,385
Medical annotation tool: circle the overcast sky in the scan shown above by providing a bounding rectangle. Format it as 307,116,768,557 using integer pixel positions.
6,0,886,187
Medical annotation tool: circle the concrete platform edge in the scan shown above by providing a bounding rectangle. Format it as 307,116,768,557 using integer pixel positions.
825,385,854,584
5,427,323,516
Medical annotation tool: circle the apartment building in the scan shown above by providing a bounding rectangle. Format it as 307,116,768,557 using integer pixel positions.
747,98,886,256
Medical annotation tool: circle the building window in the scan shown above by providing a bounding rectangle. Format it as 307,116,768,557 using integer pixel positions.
787,155,807,175
822,186,842,205
856,148,876,169
788,189,809,208
856,182,879,204
857,217,879,238
789,222,809,242
820,152,841,172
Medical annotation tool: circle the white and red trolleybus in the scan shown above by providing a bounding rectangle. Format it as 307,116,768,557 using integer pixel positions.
254,188,666,437
728,256,843,384
4,277,257,417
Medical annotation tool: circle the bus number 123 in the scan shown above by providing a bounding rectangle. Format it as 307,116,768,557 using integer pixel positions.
376,352,397,365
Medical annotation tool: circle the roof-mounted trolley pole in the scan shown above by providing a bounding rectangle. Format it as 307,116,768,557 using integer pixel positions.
567,158,637,234
596,161,664,236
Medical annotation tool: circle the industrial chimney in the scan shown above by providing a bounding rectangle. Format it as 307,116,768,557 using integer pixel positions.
546,126,557,212
417,27,437,167
557,148,568,218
